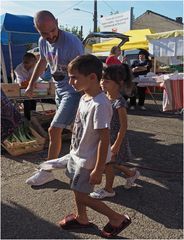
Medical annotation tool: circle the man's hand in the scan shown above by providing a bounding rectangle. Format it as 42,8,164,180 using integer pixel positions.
25,85,34,98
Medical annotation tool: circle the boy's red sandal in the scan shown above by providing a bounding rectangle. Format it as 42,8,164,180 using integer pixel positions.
58,213,93,230
101,214,131,238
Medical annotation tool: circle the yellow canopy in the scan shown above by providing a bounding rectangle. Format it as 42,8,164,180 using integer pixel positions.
92,29,154,53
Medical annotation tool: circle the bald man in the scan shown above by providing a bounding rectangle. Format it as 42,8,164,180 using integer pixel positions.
26,11,83,185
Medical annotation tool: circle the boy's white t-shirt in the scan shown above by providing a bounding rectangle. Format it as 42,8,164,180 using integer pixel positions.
14,63,34,84
70,92,113,170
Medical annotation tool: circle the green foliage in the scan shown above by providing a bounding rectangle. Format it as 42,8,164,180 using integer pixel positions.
60,25,83,40
6,121,35,143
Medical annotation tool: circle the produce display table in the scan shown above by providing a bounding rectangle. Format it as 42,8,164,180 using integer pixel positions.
133,76,163,110
133,73,184,112
8,95,55,112
8,95,55,100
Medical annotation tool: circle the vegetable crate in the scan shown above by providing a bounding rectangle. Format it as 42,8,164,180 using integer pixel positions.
2,127,46,156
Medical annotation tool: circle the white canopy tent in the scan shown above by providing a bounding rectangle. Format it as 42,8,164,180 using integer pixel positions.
146,30,184,72
146,30,184,57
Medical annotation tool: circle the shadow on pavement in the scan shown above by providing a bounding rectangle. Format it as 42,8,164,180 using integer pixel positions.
1,201,77,239
31,179,70,191
127,130,183,172
105,129,183,230
1,201,105,239
127,108,183,120
1,107,183,237
109,179,183,230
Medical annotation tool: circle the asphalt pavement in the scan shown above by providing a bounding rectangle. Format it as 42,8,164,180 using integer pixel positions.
1,100,183,239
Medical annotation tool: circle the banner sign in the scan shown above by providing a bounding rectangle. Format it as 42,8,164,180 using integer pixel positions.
100,10,131,33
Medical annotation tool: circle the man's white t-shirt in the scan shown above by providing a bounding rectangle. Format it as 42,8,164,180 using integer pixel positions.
70,92,112,170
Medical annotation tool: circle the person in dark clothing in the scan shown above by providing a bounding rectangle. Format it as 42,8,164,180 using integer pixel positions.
129,50,152,110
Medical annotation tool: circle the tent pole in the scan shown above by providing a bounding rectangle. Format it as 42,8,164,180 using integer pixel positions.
0,45,8,83
154,57,157,74
130,7,134,30
8,37,15,83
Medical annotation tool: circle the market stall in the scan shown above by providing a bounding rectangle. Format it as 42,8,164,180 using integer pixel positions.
146,30,184,112
0,14,57,156
133,72,183,112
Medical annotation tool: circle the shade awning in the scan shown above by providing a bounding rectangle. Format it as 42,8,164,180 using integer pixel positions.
1,13,40,45
146,30,184,41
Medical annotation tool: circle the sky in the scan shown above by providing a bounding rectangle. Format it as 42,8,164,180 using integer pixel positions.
1,0,184,37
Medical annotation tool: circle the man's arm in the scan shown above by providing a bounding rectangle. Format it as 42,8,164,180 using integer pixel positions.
25,58,47,97
132,65,148,73
89,128,110,185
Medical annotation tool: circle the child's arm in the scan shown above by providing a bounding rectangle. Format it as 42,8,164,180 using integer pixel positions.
20,77,31,88
89,128,110,185
111,107,127,156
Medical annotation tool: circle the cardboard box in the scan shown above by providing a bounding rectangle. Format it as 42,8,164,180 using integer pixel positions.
1,83,20,97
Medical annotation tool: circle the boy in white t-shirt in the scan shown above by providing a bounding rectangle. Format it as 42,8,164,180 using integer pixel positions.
57,54,131,238
14,53,37,87
14,53,37,120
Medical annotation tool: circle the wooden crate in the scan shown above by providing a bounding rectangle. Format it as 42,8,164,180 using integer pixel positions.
48,82,55,96
2,127,46,156
20,88,48,97
1,83,20,97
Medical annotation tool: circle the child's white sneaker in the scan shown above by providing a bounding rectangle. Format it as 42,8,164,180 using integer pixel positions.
139,106,146,111
129,106,135,110
124,170,140,189
90,188,115,199
26,169,55,186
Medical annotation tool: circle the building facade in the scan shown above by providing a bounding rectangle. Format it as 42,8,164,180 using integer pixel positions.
133,10,183,33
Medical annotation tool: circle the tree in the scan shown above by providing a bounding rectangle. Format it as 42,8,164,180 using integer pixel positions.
60,25,83,40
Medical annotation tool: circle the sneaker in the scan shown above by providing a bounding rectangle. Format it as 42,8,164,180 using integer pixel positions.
129,106,135,110
90,188,116,199
26,169,55,186
139,106,146,111
124,170,140,189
